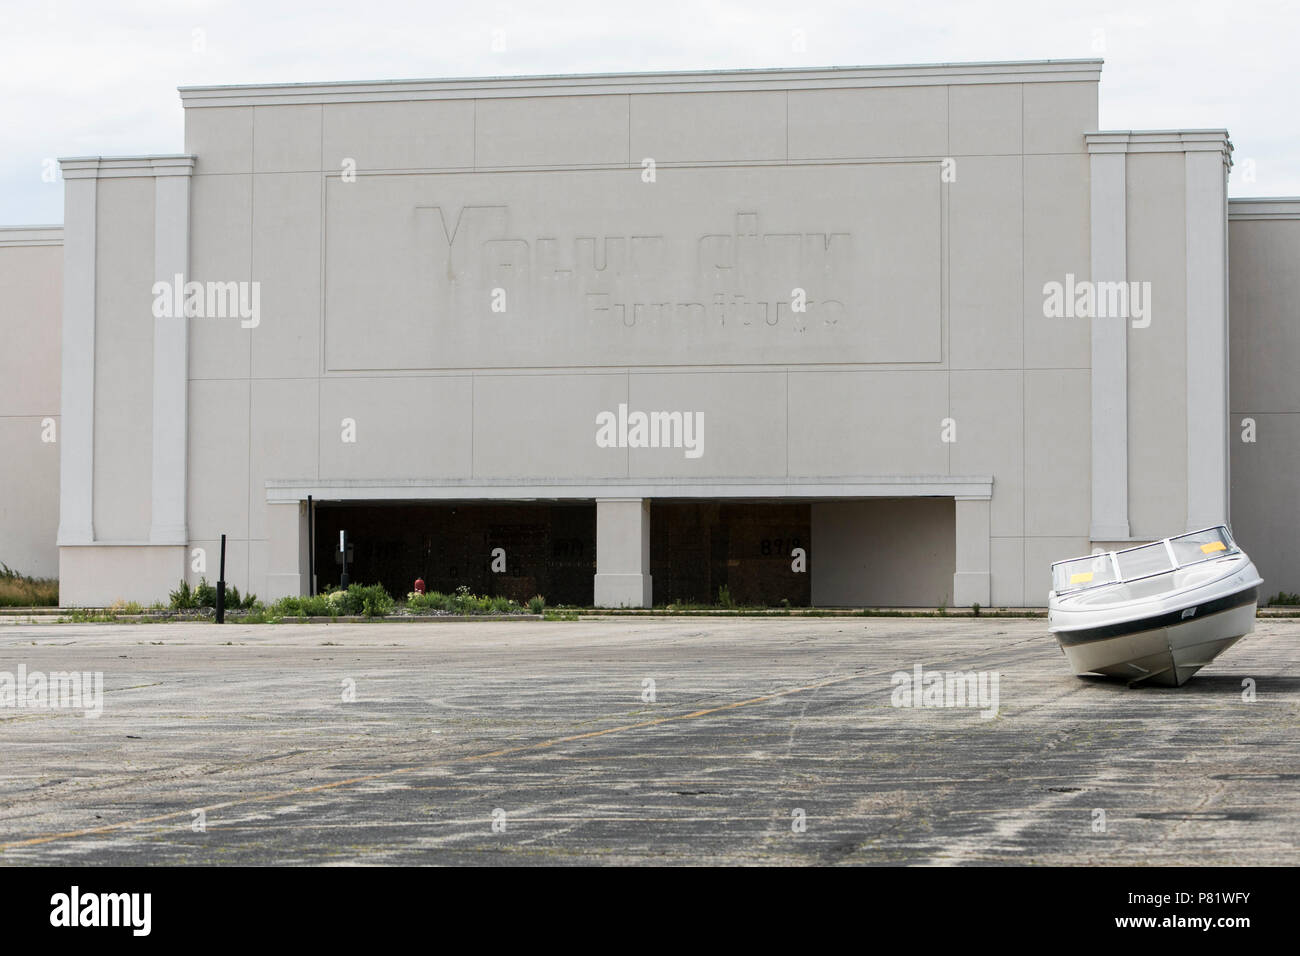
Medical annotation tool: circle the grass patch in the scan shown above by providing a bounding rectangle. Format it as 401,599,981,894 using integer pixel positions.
0,564,59,607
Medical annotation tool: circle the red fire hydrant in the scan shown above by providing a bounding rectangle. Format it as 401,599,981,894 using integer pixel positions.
414,578,426,595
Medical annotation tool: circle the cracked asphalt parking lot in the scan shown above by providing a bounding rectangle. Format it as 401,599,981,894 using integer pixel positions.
0,617,1296,865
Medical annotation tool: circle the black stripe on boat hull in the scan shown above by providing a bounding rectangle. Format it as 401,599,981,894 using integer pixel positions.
1054,587,1257,647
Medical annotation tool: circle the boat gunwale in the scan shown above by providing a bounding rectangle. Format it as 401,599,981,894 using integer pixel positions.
1050,582,1259,642
1050,559,1261,628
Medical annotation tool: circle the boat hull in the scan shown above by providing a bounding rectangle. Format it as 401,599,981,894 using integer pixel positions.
1055,595,1256,687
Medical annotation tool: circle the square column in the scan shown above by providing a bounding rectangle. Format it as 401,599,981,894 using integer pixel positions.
1184,134,1232,531
56,164,98,546
266,500,310,600
594,498,652,608
952,496,991,607
149,158,195,545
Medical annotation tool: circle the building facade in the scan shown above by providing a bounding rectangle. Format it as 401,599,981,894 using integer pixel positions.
1,59,1297,607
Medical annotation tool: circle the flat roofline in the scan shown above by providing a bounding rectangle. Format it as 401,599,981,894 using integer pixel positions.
1229,197,1300,220
1086,130,1233,164
1087,128,1230,136
58,155,196,180
0,225,64,246
179,58,1103,107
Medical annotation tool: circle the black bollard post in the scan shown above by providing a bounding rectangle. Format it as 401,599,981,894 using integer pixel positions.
216,533,227,624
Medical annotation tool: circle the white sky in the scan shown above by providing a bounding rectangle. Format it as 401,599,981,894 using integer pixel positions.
2,0,1296,224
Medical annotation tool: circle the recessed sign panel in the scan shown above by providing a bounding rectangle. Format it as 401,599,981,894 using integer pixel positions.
324,163,941,370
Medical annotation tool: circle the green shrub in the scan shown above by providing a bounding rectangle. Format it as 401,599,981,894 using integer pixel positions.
174,578,258,611
717,585,734,608
277,583,392,617
270,593,338,618
408,590,451,612
527,595,546,614
169,579,196,610
340,583,394,617
405,587,522,615
1270,591,1300,606
194,577,217,608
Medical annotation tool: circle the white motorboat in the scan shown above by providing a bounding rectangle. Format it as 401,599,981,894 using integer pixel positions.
1048,526,1262,687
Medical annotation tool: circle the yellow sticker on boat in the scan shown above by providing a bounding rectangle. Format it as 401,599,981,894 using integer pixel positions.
1069,571,1094,584
1201,541,1226,554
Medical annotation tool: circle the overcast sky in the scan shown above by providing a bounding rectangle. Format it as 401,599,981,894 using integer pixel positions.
2,0,1296,224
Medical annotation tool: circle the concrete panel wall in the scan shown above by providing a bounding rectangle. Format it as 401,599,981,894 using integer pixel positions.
1023,82,1098,153
632,91,784,163
0,230,62,580
787,371,949,475
1228,204,1300,599
1024,153,1091,369
59,545,185,605
949,155,1022,368
251,172,320,379
162,64,1104,603
322,100,474,172
27,65,1269,610
188,172,251,380
481,95,630,166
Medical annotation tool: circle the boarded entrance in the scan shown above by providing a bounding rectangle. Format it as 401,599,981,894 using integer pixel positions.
650,501,811,607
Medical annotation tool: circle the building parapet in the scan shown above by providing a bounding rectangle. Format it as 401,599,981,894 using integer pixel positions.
179,59,1103,108
1229,197,1300,220
0,225,63,246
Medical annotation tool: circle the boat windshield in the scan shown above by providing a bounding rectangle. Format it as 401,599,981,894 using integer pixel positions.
1051,526,1237,595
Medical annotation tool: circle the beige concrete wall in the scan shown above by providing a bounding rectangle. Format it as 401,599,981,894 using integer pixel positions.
811,499,955,606
173,64,1100,605
1228,200,1300,599
0,228,62,580
59,545,185,605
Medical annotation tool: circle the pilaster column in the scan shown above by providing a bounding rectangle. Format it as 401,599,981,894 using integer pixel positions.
56,160,99,546
1085,133,1131,540
952,496,991,607
266,500,310,600
594,498,652,608
1184,132,1232,531
150,157,195,545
